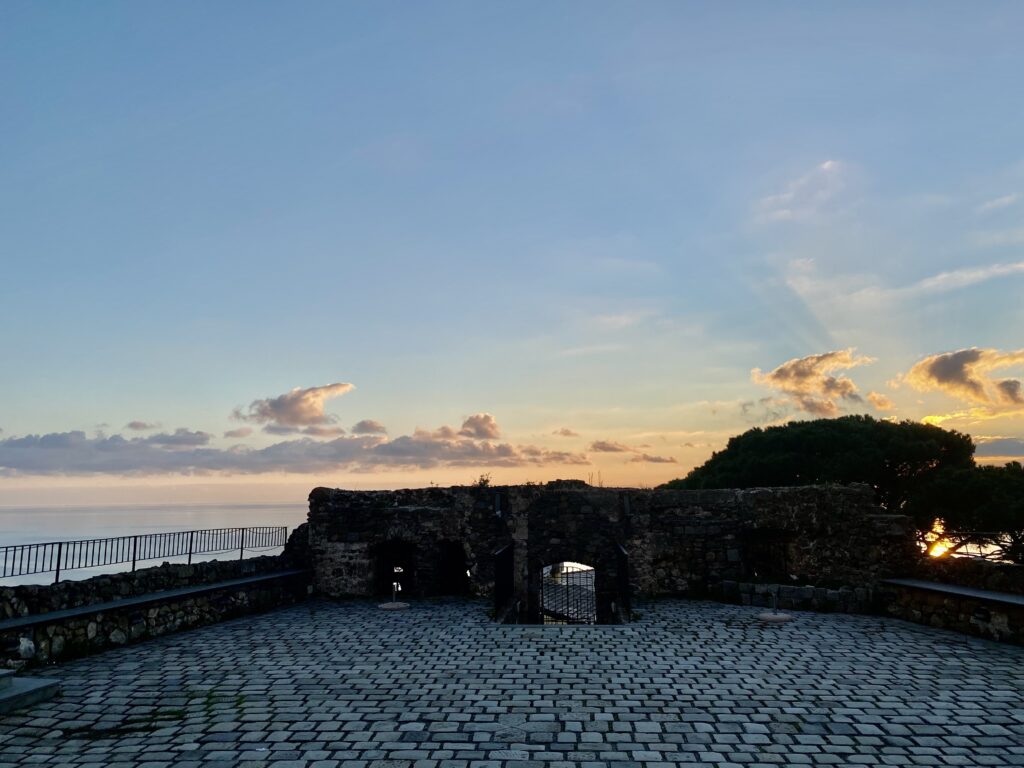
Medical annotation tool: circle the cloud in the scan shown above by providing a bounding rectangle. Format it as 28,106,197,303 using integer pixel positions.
373,431,587,469
233,383,355,427
752,349,874,417
263,425,299,436
739,397,789,424
977,193,1020,214
628,453,677,464
224,427,253,439
590,310,654,330
458,413,501,439
971,229,1024,248
589,440,633,453
552,427,579,437
904,348,1024,408
302,426,347,438
974,437,1024,458
755,160,845,222
867,392,895,411
0,418,588,476
143,428,211,447
125,421,158,431
351,419,388,435
787,259,1024,311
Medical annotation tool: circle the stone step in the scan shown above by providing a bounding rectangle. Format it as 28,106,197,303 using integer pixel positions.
0,675,60,714
0,670,13,690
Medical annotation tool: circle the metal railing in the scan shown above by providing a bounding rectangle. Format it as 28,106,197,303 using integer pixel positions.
0,527,289,583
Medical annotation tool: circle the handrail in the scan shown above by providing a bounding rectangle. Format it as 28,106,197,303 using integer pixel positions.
0,527,288,584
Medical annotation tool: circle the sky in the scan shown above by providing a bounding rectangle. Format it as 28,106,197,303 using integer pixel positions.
2,2,1024,506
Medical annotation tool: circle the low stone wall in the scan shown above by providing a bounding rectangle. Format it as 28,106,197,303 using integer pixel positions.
1,524,311,666
879,583,1024,645
712,580,873,613
914,556,1024,595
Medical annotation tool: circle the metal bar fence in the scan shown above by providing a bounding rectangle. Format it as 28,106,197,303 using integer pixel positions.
0,527,288,584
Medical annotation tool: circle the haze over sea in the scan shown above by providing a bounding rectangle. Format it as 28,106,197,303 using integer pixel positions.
0,503,308,586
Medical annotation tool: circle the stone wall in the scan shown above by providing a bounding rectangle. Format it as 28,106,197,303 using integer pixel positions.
1,524,310,666
711,580,873,613
878,583,1024,645
308,481,917,623
914,556,1024,596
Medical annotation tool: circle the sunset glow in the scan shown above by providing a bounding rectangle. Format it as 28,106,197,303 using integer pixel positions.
2,4,1024,505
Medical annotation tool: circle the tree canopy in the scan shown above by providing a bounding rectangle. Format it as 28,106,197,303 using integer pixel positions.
662,415,975,513
661,415,1024,562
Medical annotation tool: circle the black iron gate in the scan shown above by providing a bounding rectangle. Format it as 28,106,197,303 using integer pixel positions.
493,544,515,622
539,562,596,624
614,544,631,622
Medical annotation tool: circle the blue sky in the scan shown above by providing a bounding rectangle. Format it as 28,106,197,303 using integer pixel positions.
2,2,1024,504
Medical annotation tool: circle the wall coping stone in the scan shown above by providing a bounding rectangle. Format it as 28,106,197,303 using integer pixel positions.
881,577,1024,608
0,569,308,632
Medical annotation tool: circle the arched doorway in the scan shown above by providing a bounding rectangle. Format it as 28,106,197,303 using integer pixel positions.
373,540,416,598
539,561,596,624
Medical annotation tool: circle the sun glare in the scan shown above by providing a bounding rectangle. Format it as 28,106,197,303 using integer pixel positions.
927,519,953,557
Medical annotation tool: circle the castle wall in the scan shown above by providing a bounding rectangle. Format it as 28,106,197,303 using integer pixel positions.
308,481,918,622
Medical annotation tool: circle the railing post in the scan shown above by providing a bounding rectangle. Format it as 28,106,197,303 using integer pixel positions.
187,530,194,565
54,542,63,584
239,528,246,561
131,536,138,571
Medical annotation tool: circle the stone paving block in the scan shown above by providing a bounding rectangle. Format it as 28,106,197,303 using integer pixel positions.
0,599,1022,766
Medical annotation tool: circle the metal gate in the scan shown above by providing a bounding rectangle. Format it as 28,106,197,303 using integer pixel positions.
493,544,515,622
540,562,596,624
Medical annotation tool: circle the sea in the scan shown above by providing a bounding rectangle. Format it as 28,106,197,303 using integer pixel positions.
0,503,308,586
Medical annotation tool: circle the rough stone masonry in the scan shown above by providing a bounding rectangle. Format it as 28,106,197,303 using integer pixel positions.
308,481,918,624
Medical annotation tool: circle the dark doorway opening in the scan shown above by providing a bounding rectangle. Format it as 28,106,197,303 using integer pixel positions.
373,540,416,598
436,540,470,595
739,529,792,582
539,562,597,624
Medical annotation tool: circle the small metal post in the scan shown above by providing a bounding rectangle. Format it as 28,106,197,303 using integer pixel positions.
131,536,138,572
239,528,246,561
54,542,63,584
187,530,195,564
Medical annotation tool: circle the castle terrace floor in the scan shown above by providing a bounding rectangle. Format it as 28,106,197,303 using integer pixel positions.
1,599,1023,768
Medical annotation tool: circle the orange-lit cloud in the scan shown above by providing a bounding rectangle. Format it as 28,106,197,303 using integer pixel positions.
628,453,677,464
233,383,355,427
458,413,501,439
904,348,1024,408
352,419,388,435
552,427,579,437
589,440,633,453
867,392,895,411
0,414,588,476
751,349,874,417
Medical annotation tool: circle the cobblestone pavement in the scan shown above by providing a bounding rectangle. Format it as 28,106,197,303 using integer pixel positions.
1,599,1023,767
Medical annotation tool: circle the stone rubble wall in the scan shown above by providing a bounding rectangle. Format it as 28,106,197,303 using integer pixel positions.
308,482,918,621
914,556,1024,595
711,580,874,613
878,584,1024,645
1,524,311,666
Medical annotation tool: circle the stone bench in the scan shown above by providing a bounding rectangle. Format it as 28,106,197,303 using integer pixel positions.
0,569,307,632
0,569,309,664
879,577,1024,644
